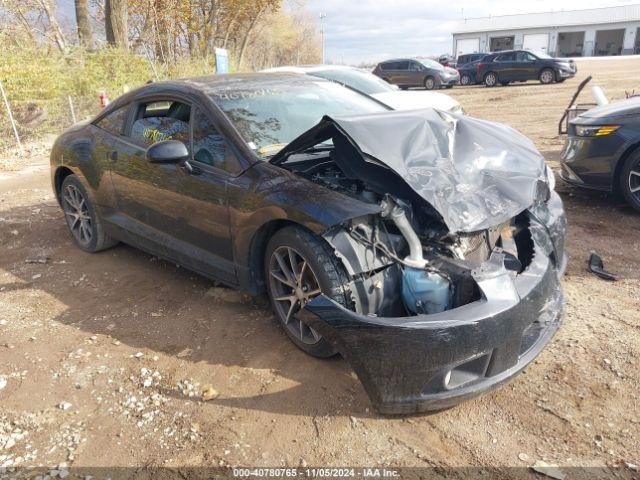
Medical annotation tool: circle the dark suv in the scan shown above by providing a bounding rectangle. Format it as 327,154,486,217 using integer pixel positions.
477,50,576,87
373,58,460,90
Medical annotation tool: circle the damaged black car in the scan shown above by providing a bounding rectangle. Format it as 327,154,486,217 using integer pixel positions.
50,73,567,414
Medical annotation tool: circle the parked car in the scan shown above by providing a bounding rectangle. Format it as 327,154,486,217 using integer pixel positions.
457,58,486,86
50,73,566,414
373,58,460,90
477,50,576,87
262,65,463,113
561,95,640,212
438,54,456,68
456,53,487,67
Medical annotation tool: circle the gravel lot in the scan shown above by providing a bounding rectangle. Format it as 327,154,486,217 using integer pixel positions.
0,58,639,477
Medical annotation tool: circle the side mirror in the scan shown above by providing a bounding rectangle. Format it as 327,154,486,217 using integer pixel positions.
146,140,189,164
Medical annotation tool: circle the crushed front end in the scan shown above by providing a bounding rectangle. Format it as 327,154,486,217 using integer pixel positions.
273,109,567,414
302,192,566,414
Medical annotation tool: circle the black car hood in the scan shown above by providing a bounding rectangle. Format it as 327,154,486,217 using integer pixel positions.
271,109,547,233
579,96,640,119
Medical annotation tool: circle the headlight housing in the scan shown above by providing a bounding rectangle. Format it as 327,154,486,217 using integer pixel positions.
574,125,620,137
545,164,556,191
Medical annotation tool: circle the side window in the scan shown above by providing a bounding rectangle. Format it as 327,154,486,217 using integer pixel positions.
129,100,191,147
95,106,129,135
496,53,515,62
192,108,237,173
409,61,422,71
396,61,409,70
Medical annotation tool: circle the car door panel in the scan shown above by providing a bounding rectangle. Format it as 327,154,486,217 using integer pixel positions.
108,97,236,284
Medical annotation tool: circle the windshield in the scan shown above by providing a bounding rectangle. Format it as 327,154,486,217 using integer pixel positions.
419,58,444,70
311,69,395,95
210,81,388,157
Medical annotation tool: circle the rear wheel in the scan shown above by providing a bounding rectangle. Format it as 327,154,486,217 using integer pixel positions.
60,175,117,253
265,226,351,358
460,74,472,86
620,150,640,213
539,68,555,84
484,72,498,87
424,76,436,90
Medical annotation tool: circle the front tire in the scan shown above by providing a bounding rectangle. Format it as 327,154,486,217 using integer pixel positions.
265,226,351,358
424,76,436,90
620,151,640,213
460,74,472,86
484,72,498,87
60,174,117,253
540,68,555,84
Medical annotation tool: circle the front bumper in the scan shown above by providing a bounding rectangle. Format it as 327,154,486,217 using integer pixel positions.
558,69,576,79
560,134,623,191
440,75,460,86
304,194,567,414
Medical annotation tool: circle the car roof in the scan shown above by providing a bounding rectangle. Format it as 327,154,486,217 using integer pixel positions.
100,72,332,116
128,72,330,98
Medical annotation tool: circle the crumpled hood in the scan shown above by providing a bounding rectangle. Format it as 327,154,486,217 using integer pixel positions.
272,108,547,233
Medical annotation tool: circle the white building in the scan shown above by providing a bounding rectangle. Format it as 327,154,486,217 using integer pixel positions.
452,4,640,57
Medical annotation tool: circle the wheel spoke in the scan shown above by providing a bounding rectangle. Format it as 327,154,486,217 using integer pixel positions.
310,327,321,342
304,288,322,297
630,170,640,193
287,248,300,283
270,270,295,288
63,191,77,210
274,251,295,285
285,300,298,324
274,294,296,303
81,221,92,241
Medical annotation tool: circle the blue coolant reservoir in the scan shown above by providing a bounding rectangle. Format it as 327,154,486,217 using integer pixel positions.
402,267,451,314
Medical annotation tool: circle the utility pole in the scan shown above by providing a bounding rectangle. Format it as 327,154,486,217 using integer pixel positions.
319,13,327,64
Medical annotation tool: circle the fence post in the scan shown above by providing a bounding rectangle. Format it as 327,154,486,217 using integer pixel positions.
68,95,77,124
0,79,22,151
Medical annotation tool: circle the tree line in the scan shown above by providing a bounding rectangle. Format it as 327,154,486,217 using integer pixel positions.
1,0,321,71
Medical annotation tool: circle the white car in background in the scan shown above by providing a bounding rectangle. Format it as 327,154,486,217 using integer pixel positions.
262,65,464,114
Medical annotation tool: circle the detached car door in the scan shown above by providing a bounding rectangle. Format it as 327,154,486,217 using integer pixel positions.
109,95,236,284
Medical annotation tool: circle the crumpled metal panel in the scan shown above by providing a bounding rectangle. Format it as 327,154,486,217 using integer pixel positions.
273,109,548,233
330,109,547,233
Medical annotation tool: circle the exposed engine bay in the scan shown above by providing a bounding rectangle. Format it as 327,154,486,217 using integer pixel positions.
280,149,536,318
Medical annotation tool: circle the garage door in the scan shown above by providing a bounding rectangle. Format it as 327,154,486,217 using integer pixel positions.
523,34,549,53
456,38,480,55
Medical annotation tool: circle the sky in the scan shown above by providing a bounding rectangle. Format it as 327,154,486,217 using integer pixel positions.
304,0,639,64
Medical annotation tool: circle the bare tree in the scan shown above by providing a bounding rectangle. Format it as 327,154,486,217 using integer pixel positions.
105,0,129,50
75,0,94,49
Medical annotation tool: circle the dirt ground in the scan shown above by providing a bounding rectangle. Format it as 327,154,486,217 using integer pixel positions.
1,58,639,477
